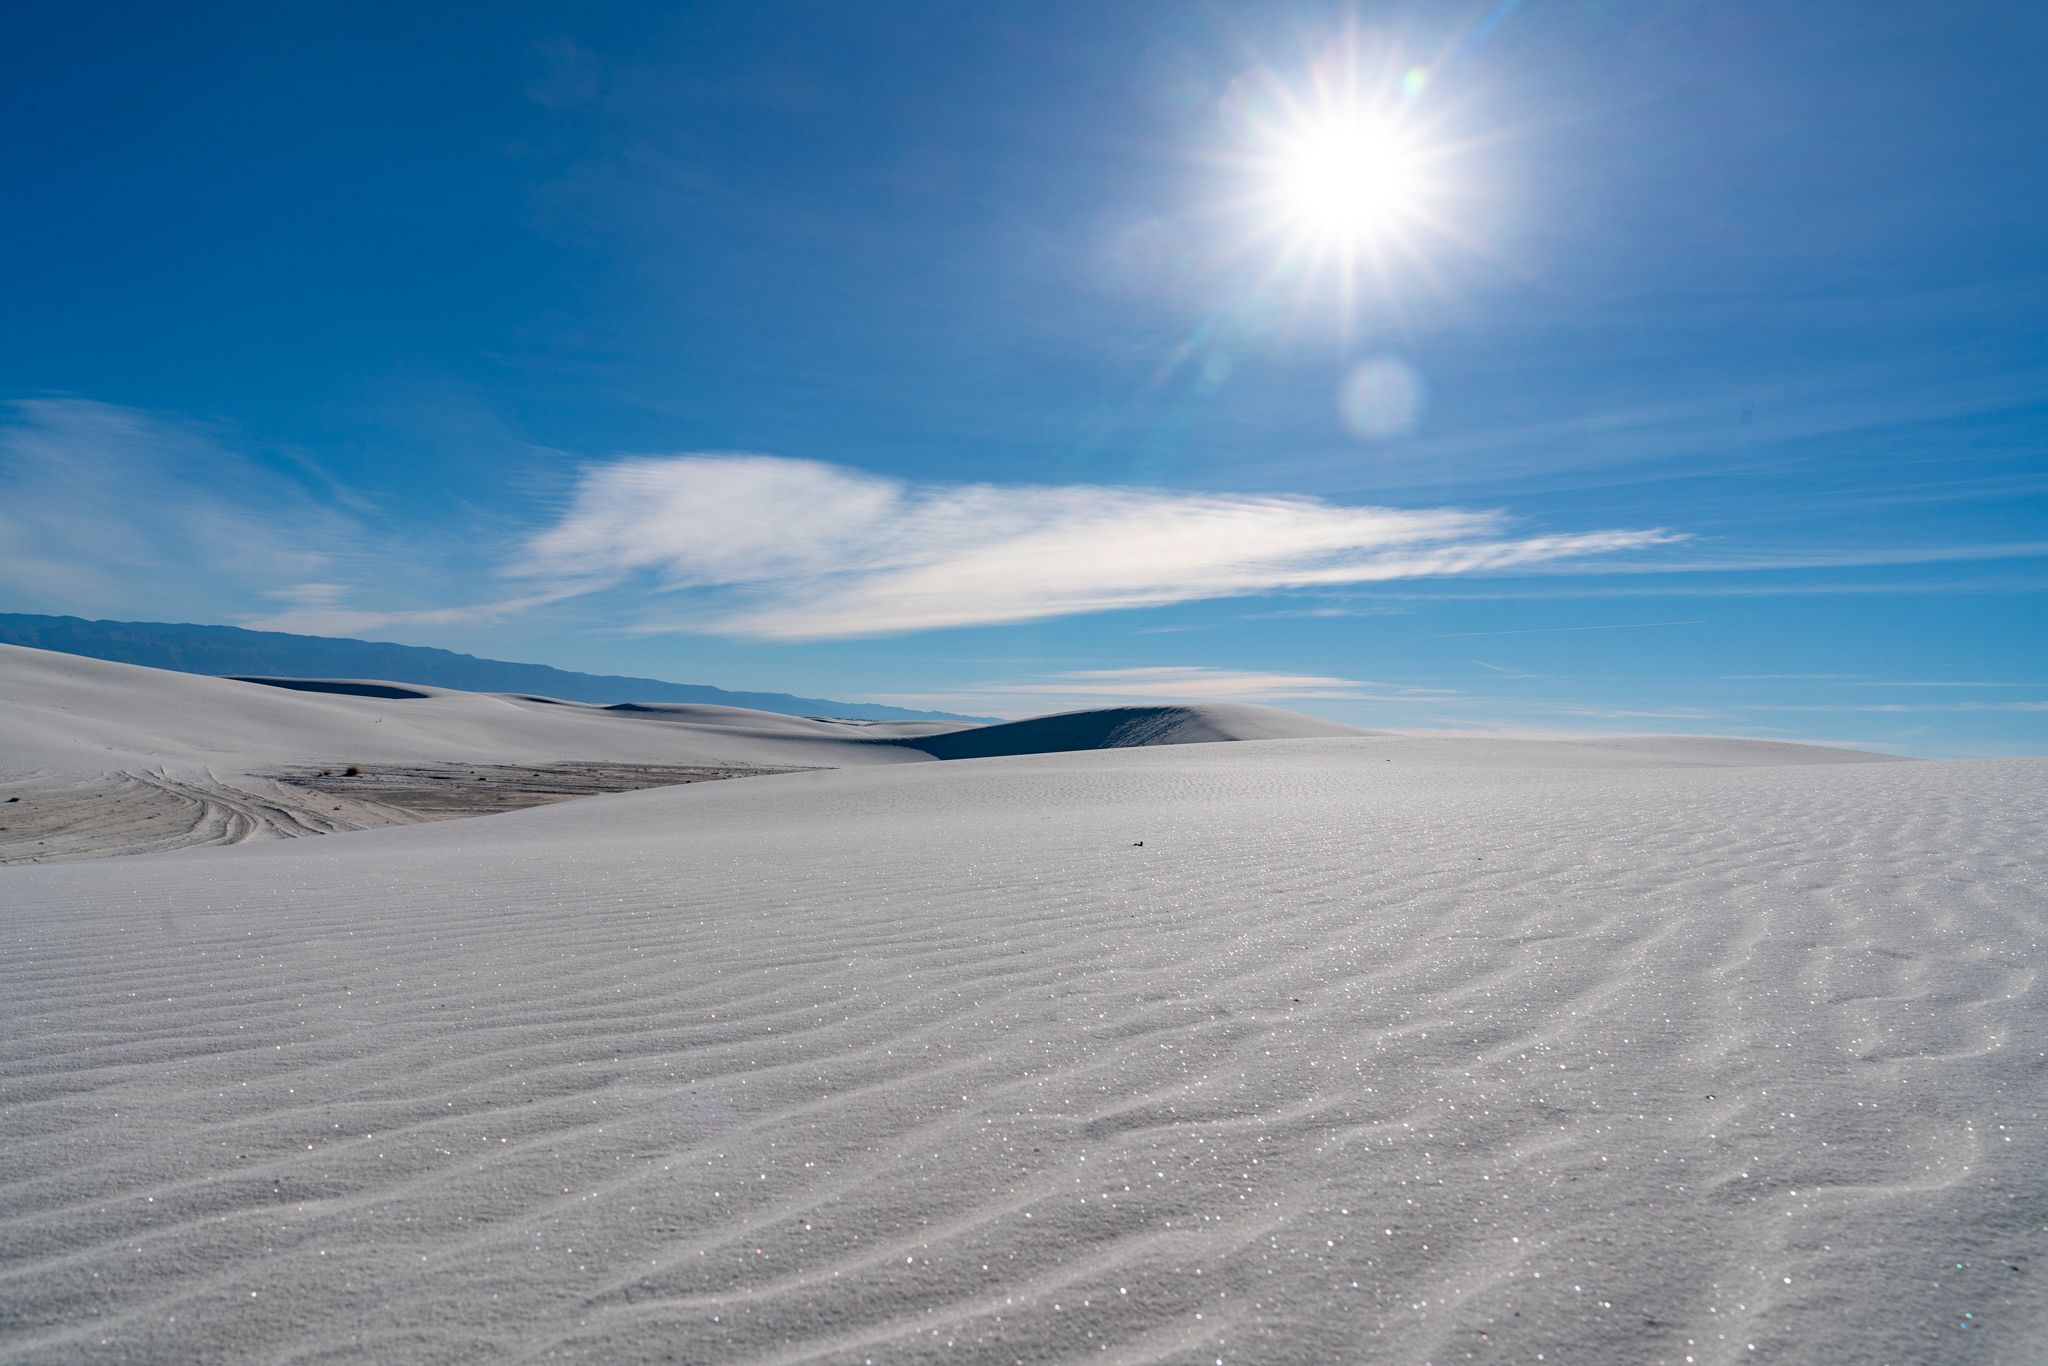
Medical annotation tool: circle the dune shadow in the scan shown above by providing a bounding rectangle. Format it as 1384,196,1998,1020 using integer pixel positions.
230,677,433,700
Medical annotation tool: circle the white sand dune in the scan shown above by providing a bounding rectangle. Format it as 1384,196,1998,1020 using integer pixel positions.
0,644,950,779
0,649,1379,862
4,645,1876,786
0,645,957,862
2,642,2043,1362
0,648,1385,788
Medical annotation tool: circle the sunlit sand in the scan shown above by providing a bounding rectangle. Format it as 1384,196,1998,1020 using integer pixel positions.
4,644,2041,1362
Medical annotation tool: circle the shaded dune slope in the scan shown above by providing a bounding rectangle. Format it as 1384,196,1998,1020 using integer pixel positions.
229,676,436,700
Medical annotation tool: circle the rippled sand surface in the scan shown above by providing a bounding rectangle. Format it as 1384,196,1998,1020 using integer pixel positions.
3,742,2043,1363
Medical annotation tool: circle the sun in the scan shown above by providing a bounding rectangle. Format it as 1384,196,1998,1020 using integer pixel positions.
1270,115,1427,247
1217,43,1466,319
1247,100,1446,290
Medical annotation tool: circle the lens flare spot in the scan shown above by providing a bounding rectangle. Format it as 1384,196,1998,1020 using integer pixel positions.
1338,356,1426,440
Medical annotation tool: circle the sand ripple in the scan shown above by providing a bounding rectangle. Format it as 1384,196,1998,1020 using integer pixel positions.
2,746,2043,1363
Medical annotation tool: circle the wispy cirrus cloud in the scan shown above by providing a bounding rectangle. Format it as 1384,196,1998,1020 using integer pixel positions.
0,399,364,617
1253,568,2048,610
515,455,1677,639
1430,619,1705,639
0,399,576,640
0,405,1672,641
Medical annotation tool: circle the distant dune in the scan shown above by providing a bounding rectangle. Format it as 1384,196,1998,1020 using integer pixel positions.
897,701,1376,759
0,649,1392,863
3,643,1899,869
0,646,939,861
0,644,939,780
0,610,994,722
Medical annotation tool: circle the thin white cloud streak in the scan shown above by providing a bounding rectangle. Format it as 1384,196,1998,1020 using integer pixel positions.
996,667,1451,700
1513,542,2048,576
239,590,587,638
862,665,1452,718
1471,660,1556,679
1431,619,1705,638
1292,572,2048,607
1838,680,2047,689
517,455,1676,639
1722,675,2046,688
264,582,353,608
1552,706,1727,721
1748,701,2048,714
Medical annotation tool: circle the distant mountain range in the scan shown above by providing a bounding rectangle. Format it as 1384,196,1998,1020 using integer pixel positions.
0,613,993,723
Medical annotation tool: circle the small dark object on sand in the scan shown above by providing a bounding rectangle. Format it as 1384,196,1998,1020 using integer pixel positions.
344,765,362,777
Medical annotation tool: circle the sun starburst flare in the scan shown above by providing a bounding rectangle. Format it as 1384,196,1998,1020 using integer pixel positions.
1220,39,1471,323
1270,115,1428,244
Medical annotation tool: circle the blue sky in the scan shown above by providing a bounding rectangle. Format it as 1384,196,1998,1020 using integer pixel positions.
2,1,2043,755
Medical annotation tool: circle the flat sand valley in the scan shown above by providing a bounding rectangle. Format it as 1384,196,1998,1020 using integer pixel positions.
0,763,806,865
